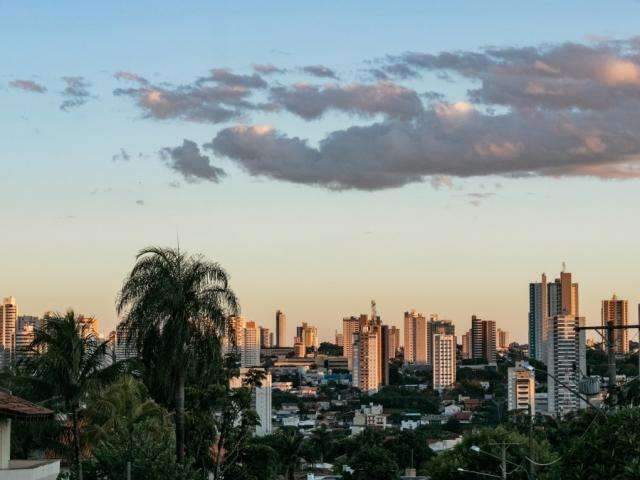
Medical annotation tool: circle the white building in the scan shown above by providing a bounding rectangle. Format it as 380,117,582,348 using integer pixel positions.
547,315,586,418
432,334,456,391
353,326,379,393
507,361,535,415
229,368,273,437
351,403,388,435
0,297,17,368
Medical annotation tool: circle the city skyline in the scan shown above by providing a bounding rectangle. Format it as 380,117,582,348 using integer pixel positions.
5,2,640,344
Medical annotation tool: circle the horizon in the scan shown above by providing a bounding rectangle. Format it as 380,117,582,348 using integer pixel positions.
4,1,640,344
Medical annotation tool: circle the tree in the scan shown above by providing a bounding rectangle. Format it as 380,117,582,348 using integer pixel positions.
347,445,399,480
117,246,239,463
272,427,306,480
24,311,111,480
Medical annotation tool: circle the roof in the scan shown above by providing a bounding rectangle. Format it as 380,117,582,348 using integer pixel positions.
0,390,54,420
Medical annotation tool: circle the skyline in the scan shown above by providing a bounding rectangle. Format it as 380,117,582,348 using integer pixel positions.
4,2,640,343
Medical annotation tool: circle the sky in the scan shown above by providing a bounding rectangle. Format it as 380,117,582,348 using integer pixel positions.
3,1,640,344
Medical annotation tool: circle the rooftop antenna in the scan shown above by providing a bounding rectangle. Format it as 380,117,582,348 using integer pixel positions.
371,299,378,322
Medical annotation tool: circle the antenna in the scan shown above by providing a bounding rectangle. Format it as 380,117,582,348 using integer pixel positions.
371,299,377,322
562,261,566,272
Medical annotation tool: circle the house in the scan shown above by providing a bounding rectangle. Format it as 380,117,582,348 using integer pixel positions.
0,389,60,480
350,403,388,435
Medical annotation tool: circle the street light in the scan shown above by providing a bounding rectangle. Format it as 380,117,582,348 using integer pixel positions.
457,467,501,478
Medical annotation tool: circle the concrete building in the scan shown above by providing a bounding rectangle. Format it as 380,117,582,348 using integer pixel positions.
461,331,472,360
432,334,456,391
0,297,17,367
260,326,272,348
352,325,380,393
296,322,319,350
343,315,365,368
350,403,388,435
427,317,454,366
547,315,586,418
114,321,136,362
14,324,35,361
602,295,628,355
471,315,496,363
275,310,287,347
335,331,343,347
507,361,535,415
242,321,261,367
229,368,273,437
497,329,509,351
403,310,426,364
388,326,400,359
293,337,306,358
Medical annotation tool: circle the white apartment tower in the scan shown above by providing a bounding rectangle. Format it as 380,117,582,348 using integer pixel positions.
547,315,586,418
242,321,261,367
507,361,536,415
0,297,17,367
432,334,456,391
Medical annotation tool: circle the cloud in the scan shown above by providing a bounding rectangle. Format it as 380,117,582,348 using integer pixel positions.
302,65,339,79
112,148,131,162
198,68,267,89
384,40,640,110
60,76,91,110
270,81,424,120
160,139,226,183
115,69,273,124
114,71,149,85
252,64,287,75
207,101,640,190
10,79,47,93
136,199,145,206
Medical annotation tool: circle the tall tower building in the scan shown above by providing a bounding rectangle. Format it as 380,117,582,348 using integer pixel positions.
242,321,261,367
260,326,272,348
471,315,496,363
547,315,586,418
528,273,548,361
507,361,535,414
461,331,472,360
602,295,628,355
0,297,18,367
427,318,454,366
115,321,136,362
343,315,363,368
497,329,509,351
432,334,456,391
335,331,344,347
15,324,35,361
388,326,400,360
296,322,318,350
354,324,379,393
403,310,426,364
275,310,287,347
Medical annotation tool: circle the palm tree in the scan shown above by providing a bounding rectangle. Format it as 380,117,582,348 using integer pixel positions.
25,310,110,480
274,427,305,480
116,246,239,463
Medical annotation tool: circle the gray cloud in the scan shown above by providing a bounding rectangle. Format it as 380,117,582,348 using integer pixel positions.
207,100,640,190
115,69,273,124
270,81,424,120
302,65,339,79
10,79,47,93
60,76,91,111
114,71,149,85
198,68,267,89
160,139,226,183
136,199,145,206
252,64,287,75
112,148,131,162
385,40,640,111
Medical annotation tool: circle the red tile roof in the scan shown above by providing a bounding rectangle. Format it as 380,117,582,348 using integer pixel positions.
0,390,53,420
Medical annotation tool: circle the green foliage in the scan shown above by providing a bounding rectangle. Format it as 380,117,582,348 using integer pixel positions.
426,426,557,480
560,408,640,479
366,386,440,414
345,445,399,480
318,342,344,357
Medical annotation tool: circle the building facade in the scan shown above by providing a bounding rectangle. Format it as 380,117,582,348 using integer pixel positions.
403,310,426,364
432,334,456,391
602,295,628,355
0,297,17,367
275,310,287,347
507,361,535,415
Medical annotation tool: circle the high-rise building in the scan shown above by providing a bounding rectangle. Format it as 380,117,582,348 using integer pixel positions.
507,361,535,415
461,331,472,360
530,269,579,363
15,324,35,361
497,329,509,351
602,295,628,355
432,334,456,391
427,317,454,366
17,315,39,331
375,323,390,386
353,324,379,393
388,326,400,359
260,326,272,348
471,315,496,363
115,321,136,362
0,297,17,367
547,315,586,418
343,315,364,368
229,368,272,437
296,322,318,350
293,337,306,357
275,310,287,347
335,331,344,347
242,321,261,367
78,314,99,338
403,310,426,364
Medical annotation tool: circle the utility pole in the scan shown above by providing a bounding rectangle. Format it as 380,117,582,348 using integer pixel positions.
528,404,535,480
500,443,507,480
